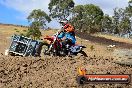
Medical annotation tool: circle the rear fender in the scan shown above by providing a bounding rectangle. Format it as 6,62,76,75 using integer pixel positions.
73,44,86,48
70,45,83,53
80,46,86,48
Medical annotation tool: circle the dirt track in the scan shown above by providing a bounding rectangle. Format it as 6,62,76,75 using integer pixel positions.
76,30,132,49
0,28,132,88
0,55,132,88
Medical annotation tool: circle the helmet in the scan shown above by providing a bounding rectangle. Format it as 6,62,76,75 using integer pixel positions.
59,20,68,26
64,23,75,32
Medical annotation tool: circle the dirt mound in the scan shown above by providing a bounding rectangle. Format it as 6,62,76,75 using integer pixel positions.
0,55,132,88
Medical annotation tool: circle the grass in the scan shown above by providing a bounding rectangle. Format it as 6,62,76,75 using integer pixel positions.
0,24,28,35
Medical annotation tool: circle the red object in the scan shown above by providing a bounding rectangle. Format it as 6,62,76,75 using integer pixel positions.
44,36,54,42
85,75,129,79
44,35,62,49
63,23,74,32
63,23,69,29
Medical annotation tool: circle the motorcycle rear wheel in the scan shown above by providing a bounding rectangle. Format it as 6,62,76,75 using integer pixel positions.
80,51,88,57
43,45,50,55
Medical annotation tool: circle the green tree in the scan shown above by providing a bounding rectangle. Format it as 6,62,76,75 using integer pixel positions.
48,0,74,20
124,0,132,37
126,0,132,16
119,17,131,36
101,14,113,33
70,5,84,31
112,8,122,34
26,21,42,39
71,4,104,33
27,9,51,28
26,9,51,40
112,7,131,36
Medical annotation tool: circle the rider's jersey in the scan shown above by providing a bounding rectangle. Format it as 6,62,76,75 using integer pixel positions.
58,32,76,44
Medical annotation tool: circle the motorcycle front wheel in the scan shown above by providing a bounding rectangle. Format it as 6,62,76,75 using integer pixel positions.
43,46,50,55
43,45,57,56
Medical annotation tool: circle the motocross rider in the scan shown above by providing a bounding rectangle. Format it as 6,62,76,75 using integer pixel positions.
58,20,76,48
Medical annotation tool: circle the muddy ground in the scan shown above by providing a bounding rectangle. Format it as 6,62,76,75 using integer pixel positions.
0,28,132,88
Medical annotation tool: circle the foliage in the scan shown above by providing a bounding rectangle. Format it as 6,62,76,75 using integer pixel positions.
22,30,27,32
101,14,113,33
126,0,132,17
112,8,131,36
69,1,132,37
16,30,19,33
90,45,94,51
27,9,51,28
14,28,27,36
24,1,132,38
48,0,74,20
26,21,42,40
70,5,84,31
26,9,51,40
14,28,17,31
71,4,104,33
98,1,132,37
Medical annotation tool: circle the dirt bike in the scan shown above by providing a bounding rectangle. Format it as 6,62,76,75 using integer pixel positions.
43,31,87,57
